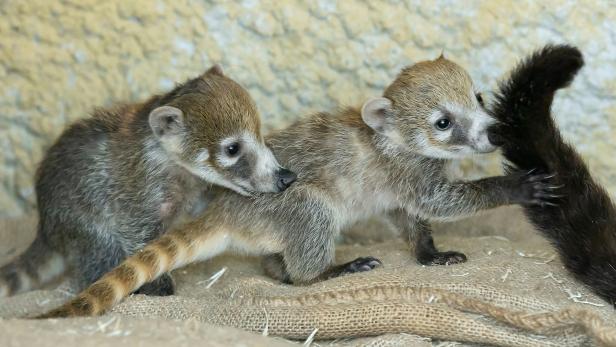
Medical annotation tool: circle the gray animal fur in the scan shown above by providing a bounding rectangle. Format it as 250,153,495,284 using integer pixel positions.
34,56,560,319
195,56,555,283
0,66,292,296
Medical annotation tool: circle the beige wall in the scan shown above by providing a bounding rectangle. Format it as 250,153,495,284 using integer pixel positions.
1,0,615,217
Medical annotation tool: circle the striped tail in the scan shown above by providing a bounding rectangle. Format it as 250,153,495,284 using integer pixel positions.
37,221,230,318
0,234,66,297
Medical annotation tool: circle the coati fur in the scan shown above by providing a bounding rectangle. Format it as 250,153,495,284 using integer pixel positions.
38,55,557,318
488,44,616,305
0,65,296,298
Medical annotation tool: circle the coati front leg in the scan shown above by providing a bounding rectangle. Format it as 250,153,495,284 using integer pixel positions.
414,172,560,220
395,172,558,264
268,250,382,284
388,209,466,265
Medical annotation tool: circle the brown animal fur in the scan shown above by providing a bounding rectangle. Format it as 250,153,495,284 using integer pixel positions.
38,56,557,318
1,65,294,298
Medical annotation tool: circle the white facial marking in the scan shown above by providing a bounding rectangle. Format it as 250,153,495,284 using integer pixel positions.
195,149,209,163
217,137,241,167
242,132,281,191
173,131,283,195
414,108,459,159
176,156,250,196
429,109,452,143
468,108,496,153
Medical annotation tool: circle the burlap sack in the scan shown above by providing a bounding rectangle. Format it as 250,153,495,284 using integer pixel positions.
2,206,615,347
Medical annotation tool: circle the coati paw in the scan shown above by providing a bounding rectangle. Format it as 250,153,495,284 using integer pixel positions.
134,274,175,296
418,251,467,266
513,170,564,207
339,257,383,275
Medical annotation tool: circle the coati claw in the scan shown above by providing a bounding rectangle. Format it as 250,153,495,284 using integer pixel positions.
540,201,559,207
419,251,468,266
339,257,382,275
526,172,557,182
511,170,564,207
534,192,565,199
324,257,383,280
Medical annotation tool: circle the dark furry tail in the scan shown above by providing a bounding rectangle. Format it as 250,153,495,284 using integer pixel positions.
489,44,616,305
0,233,65,297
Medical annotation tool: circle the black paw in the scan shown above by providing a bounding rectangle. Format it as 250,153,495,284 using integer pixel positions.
339,257,382,275
134,274,175,296
511,169,564,207
418,251,467,266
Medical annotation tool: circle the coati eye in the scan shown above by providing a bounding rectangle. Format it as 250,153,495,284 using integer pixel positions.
225,143,240,156
435,118,452,130
476,93,484,106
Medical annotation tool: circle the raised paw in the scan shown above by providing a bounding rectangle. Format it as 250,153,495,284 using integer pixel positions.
339,256,382,276
512,169,564,207
418,251,467,266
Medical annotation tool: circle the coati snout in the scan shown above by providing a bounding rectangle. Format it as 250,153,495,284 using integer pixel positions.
204,131,297,194
148,66,296,195
275,168,297,191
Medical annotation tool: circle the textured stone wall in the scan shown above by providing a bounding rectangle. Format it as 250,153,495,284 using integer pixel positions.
1,0,615,217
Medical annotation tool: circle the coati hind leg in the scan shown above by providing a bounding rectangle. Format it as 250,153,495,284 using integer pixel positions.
262,254,291,284
275,193,382,284
71,226,175,296
388,209,467,266
266,252,382,284
70,230,128,291
318,257,383,279
37,218,232,318
262,253,291,284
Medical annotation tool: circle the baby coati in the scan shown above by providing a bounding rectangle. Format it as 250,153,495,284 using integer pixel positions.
488,44,616,305
0,65,296,298
39,55,556,318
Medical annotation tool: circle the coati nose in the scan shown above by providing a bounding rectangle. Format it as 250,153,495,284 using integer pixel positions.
276,168,297,191
487,124,504,146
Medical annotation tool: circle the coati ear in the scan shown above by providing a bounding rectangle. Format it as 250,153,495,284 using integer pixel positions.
437,49,446,60
149,106,184,138
361,97,393,133
205,64,224,76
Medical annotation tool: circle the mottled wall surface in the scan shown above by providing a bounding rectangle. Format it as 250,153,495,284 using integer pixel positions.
1,0,615,217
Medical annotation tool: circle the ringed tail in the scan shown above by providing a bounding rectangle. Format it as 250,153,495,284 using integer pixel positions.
37,221,229,318
0,234,66,297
